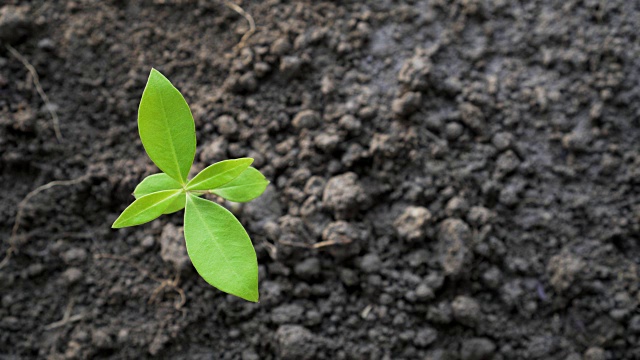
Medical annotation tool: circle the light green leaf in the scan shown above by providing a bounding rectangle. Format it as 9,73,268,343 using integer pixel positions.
138,69,196,184
162,193,187,214
184,194,259,302
186,158,253,191
112,189,182,228
134,173,185,214
134,173,183,198
211,167,269,203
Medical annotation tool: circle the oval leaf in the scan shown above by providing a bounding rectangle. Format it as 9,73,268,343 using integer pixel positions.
139,69,196,184
112,189,182,228
134,173,182,198
211,167,269,203
184,194,259,302
162,193,187,214
186,158,253,191
134,173,186,214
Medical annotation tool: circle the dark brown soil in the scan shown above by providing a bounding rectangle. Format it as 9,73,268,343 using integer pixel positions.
1,1,640,359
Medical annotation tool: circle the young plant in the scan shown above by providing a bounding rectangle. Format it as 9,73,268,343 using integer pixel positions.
112,69,268,302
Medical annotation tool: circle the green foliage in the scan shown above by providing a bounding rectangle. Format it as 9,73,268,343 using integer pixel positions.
134,173,186,214
186,158,253,191
112,69,268,302
210,167,269,203
184,194,258,302
138,69,196,184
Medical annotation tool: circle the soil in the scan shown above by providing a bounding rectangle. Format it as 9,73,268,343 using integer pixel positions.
1,0,639,359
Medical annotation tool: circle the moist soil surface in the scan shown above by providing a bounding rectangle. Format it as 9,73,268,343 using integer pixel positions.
1,1,640,359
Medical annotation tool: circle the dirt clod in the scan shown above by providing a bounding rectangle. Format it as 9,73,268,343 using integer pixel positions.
394,206,432,241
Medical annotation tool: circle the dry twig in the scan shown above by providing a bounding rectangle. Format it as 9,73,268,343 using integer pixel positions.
44,298,85,330
223,0,256,50
6,44,63,142
277,238,352,250
0,173,90,269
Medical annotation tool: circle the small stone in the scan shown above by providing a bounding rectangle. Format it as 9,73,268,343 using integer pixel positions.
117,329,129,344
358,106,377,120
275,325,319,360
492,132,513,150
62,248,87,264
280,56,303,78
467,206,492,226
61,267,83,286
547,252,585,293
481,267,502,289
321,221,361,259
91,328,113,349
562,128,592,152
321,75,335,95
272,303,305,325
359,253,381,273
294,258,321,280
238,72,258,93
216,115,238,136
242,350,260,360
254,62,271,77
438,219,471,277
427,302,452,324
398,51,431,91
425,273,445,291
459,102,484,133
141,235,155,249
445,122,464,140
460,337,496,360
199,137,228,162
338,114,362,134
445,197,469,217
37,38,55,51
451,296,481,327
394,206,432,241
292,109,320,129
392,92,422,117
414,326,438,348
415,284,435,301
270,37,292,55
494,150,520,178
304,176,326,197
629,315,640,333
314,132,341,152
322,172,367,219
339,268,358,286
584,347,605,360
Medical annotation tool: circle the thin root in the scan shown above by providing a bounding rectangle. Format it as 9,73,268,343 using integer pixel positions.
223,0,256,50
0,173,90,269
149,273,187,310
278,238,352,250
95,254,186,310
6,44,63,142
262,238,277,259
44,298,85,330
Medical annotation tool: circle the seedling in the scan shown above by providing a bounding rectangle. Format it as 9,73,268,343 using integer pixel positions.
112,69,268,302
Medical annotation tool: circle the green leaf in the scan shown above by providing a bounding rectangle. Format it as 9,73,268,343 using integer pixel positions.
162,193,187,214
211,167,269,203
112,189,182,228
134,173,185,214
186,158,253,191
184,194,259,302
134,173,183,198
138,69,196,184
